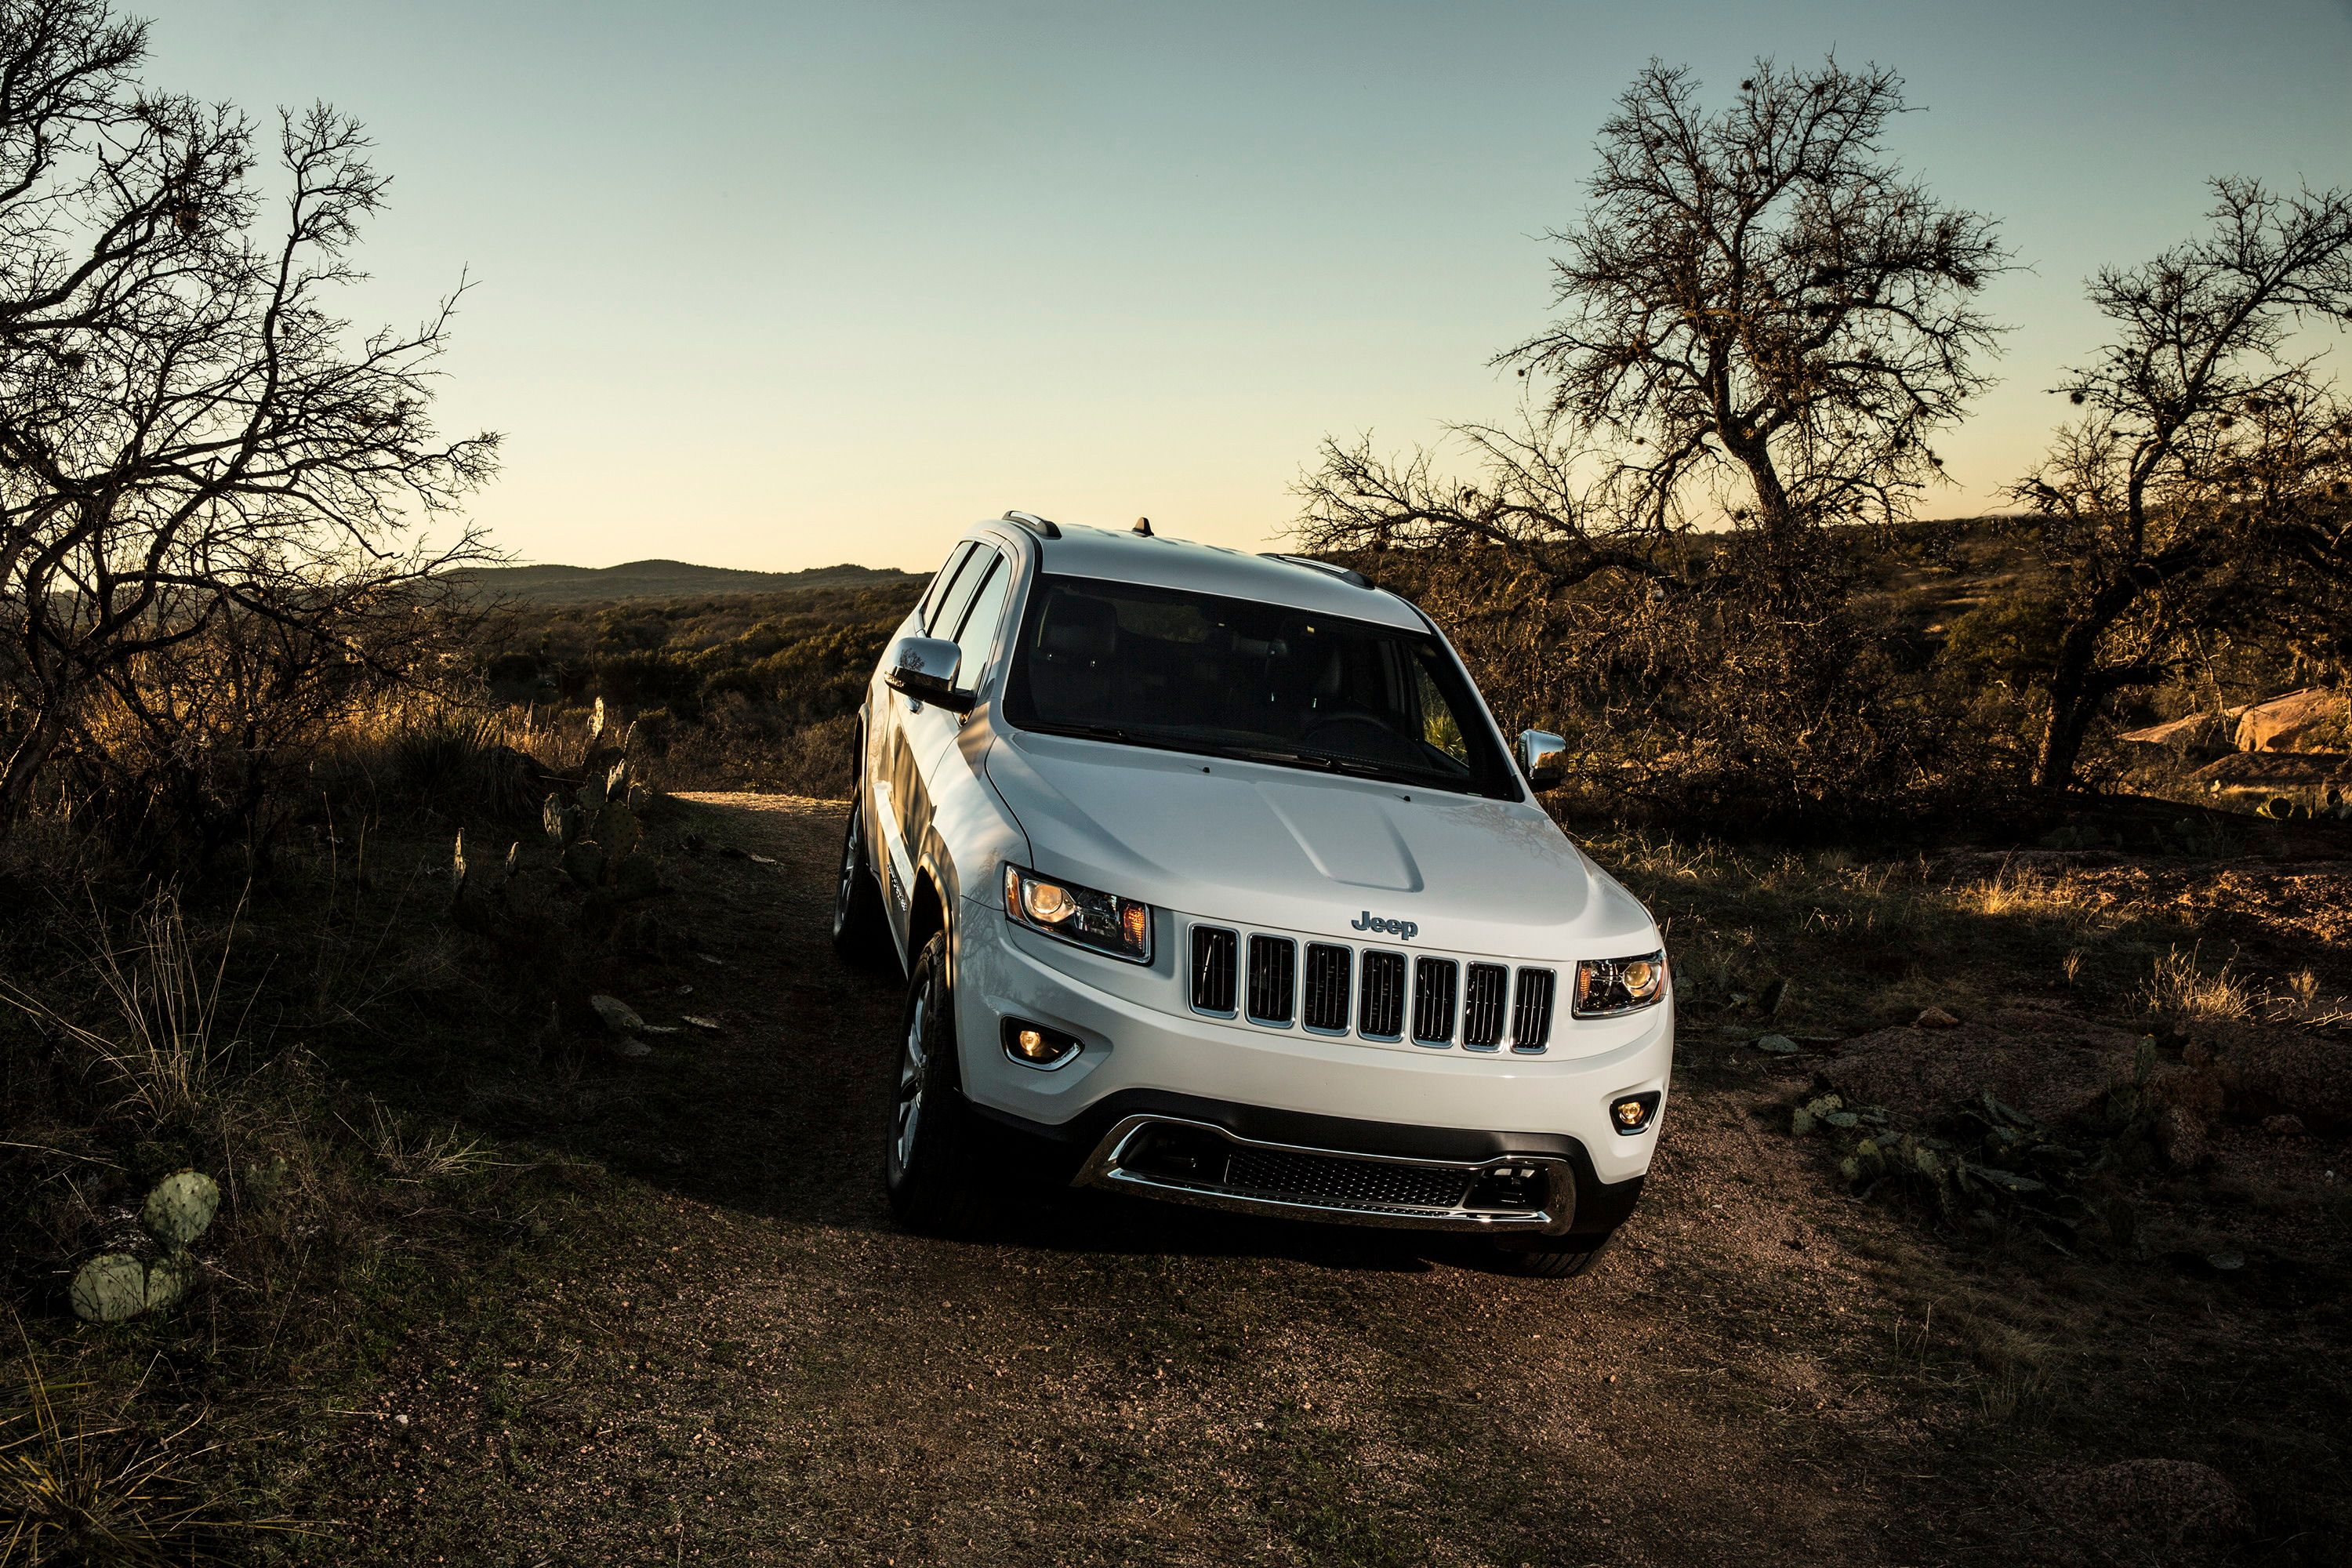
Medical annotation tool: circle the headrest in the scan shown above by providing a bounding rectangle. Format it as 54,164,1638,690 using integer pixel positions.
1038,593,1118,662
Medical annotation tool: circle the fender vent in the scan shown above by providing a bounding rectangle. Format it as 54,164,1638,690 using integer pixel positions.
1512,968,1556,1052
1246,935,1296,1025
1190,926,1237,1014
1462,964,1510,1050
1412,957,1458,1046
1359,950,1406,1039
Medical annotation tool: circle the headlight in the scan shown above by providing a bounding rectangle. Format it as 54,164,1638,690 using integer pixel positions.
1573,951,1666,1018
1002,864,1153,964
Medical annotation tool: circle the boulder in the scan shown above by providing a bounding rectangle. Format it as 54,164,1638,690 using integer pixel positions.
2194,1023,2352,1129
2063,1459,2247,1555
1822,1010,2142,1128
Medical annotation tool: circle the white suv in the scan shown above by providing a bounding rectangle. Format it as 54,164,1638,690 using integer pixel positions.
833,513,1671,1276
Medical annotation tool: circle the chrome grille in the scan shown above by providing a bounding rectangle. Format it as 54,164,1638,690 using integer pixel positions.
1462,964,1509,1051
1246,935,1296,1025
1359,950,1406,1039
1411,956,1458,1046
1301,944,1351,1033
1191,926,1237,1014
1187,922,1562,1053
1512,968,1556,1053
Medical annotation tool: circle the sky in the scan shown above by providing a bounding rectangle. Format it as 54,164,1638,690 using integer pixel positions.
147,0,2352,574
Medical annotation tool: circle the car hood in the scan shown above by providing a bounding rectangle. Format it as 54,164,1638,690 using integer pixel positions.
984,731,1657,962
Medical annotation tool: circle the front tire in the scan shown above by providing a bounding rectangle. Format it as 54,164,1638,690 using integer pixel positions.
832,792,892,967
884,931,982,1233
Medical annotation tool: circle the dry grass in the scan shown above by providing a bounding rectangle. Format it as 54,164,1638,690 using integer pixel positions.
1,891,242,1131
0,1337,281,1566
2144,944,2262,1023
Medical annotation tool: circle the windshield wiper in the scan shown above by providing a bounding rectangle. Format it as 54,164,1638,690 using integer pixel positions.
1026,721,1134,742
1198,743,1336,771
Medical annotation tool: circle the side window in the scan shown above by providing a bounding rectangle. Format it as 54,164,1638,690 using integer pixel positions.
1408,652,1468,766
929,546,996,655
947,552,1013,692
919,543,978,631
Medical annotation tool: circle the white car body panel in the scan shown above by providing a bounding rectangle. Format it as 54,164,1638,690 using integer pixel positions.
853,518,1673,1236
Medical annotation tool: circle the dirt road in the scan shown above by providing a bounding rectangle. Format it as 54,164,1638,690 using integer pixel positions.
303,793,2270,1567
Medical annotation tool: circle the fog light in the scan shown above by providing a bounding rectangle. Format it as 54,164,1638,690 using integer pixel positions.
1001,1018,1083,1069
1610,1092,1661,1134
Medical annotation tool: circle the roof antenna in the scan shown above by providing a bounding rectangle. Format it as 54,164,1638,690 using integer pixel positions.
1132,516,1153,536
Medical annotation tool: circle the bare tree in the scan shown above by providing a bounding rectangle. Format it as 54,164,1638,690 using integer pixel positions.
0,0,499,830
1295,418,1673,589
2013,180,2352,793
1500,57,2005,601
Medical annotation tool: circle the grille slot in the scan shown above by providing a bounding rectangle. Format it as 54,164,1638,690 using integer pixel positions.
1246,935,1297,1025
1512,968,1557,1052
1302,944,1352,1033
1358,950,1406,1038
1190,926,1237,1014
1223,1147,1475,1212
1462,964,1509,1050
1412,957,1459,1046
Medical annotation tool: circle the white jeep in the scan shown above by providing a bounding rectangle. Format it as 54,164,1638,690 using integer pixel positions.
834,512,1671,1276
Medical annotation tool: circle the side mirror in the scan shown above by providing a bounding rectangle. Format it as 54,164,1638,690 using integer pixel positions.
1516,728,1568,792
883,635,975,714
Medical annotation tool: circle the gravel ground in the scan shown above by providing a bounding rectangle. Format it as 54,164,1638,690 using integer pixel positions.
296,794,2347,1567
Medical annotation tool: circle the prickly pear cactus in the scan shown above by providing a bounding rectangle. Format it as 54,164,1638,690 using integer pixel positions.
561,840,607,889
595,800,640,860
142,1170,220,1248
70,1253,150,1323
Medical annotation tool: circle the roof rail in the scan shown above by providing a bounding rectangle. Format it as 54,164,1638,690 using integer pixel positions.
1261,552,1374,590
1001,510,1061,539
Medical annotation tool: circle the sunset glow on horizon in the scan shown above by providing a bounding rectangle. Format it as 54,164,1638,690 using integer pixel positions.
150,0,2350,574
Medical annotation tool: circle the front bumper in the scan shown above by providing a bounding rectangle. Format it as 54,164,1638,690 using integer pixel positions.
954,895,1671,1218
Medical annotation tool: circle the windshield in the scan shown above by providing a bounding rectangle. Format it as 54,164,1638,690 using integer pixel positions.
1000,573,1521,800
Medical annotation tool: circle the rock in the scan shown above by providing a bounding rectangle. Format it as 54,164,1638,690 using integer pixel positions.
1823,1013,2140,1127
684,1015,722,1032
588,994,645,1034
748,852,779,867
2155,1103,2210,1170
1754,1033,1800,1055
1914,1006,1959,1029
2197,1023,2352,1129
69,1253,150,1323
607,1035,652,1060
2063,1459,2247,1558
142,1171,220,1248
2205,1249,2245,1272
2263,1113,2306,1138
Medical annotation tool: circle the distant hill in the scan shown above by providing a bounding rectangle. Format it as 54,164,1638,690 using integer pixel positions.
456,559,920,604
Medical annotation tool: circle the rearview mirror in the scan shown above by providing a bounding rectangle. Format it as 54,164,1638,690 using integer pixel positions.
1516,729,1568,792
883,635,975,714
